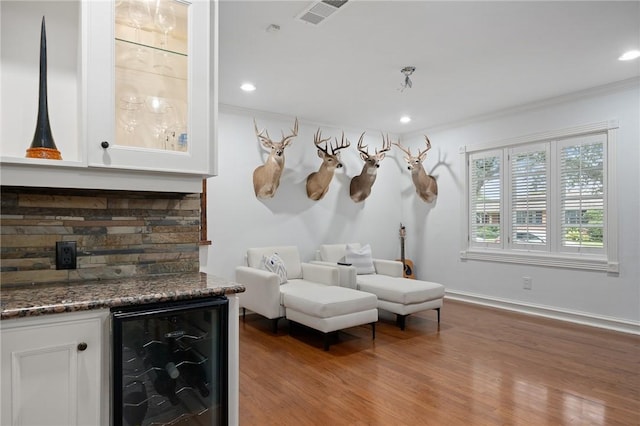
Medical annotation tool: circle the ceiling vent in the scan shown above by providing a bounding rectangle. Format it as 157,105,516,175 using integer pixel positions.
297,1,349,26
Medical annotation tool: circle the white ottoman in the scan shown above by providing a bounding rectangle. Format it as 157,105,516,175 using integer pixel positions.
356,275,445,330
280,282,378,350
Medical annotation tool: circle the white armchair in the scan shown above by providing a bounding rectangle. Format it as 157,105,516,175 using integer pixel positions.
236,246,338,332
235,245,378,350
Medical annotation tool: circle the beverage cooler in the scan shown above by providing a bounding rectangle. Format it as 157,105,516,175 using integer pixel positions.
111,297,228,426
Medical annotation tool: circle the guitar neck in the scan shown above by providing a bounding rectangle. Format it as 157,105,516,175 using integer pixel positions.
398,225,414,279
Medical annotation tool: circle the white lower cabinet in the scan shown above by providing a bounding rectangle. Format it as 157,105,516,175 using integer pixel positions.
1,296,239,426
0,310,109,426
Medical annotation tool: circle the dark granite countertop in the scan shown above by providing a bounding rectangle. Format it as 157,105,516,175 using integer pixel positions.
0,273,245,320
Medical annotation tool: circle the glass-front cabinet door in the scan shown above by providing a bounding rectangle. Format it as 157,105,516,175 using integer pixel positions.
87,0,213,175
114,0,189,153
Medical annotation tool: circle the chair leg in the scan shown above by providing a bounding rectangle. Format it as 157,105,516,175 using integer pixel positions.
396,314,407,331
371,322,376,340
323,333,331,351
436,307,441,323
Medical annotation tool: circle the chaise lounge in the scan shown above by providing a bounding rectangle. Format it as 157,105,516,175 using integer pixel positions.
235,246,378,350
317,243,445,330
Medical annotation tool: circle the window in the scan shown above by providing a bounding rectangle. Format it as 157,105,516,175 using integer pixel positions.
564,210,585,225
509,144,548,250
559,135,605,253
515,211,544,225
461,121,618,272
469,151,501,245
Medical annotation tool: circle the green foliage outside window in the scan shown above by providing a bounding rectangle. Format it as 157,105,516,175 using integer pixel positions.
563,209,603,246
476,225,500,241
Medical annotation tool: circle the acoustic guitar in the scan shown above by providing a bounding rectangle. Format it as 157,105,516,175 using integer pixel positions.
397,224,415,279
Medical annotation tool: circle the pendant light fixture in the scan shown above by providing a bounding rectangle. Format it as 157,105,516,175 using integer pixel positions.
399,66,416,92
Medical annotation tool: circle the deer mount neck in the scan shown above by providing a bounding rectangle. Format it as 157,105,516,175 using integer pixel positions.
252,118,298,199
306,130,351,200
349,133,392,203
393,136,438,203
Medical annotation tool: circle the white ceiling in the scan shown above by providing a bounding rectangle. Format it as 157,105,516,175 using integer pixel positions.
218,1,640,135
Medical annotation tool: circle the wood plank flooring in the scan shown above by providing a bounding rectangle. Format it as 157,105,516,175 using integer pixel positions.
238,300,640,425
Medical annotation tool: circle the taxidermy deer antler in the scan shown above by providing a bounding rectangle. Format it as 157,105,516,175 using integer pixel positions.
349,132,392,203
393,136,438,203
252,118,299,199
306,129,351,201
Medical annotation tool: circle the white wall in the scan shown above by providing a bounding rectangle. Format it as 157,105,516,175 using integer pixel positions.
202,81,639,330
401,80,639,328
201,109,405,280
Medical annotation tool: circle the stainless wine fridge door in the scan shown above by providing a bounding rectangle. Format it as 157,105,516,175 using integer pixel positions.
112,297,228,426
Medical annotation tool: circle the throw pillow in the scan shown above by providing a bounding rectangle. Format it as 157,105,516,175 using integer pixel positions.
261,253,288,284
337,255,352,266
345,244,375,275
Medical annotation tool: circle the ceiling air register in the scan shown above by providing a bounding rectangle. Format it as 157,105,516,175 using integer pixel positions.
297,1,349,25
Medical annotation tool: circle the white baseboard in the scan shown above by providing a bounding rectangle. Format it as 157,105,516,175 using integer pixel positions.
444,290,640,336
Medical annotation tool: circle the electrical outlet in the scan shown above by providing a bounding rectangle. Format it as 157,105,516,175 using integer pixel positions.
56,241,77,270
523,276,532,290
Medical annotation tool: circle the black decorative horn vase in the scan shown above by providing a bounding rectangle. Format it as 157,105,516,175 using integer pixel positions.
26,16,62,160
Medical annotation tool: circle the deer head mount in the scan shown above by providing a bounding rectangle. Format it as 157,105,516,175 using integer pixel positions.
252,118,299,199
306,129,351,201
393,136,438,203
349,133,392,203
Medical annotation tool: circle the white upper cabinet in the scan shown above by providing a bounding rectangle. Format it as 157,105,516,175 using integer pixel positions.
87,0,214,174
0,0,217,192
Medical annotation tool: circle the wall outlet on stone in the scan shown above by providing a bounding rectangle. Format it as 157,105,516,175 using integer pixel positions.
56,241,77,270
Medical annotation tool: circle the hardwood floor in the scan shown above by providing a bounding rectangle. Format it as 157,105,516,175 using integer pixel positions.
238,300,640,425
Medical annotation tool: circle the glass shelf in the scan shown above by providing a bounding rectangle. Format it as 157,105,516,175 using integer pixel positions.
115,38,187,58
115,39,187,80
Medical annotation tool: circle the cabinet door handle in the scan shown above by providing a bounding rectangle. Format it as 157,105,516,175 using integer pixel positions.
100,141,110,149
77,342,88,351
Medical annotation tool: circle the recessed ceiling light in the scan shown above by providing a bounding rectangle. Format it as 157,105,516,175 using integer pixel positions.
619,50,640,61
240,83,256,92
400,116,411,124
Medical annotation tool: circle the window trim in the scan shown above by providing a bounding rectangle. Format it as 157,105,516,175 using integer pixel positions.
460,120,619,273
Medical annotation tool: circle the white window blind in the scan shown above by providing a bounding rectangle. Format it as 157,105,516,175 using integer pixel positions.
509,145,548,250
469,151,501,246
559,134,605,254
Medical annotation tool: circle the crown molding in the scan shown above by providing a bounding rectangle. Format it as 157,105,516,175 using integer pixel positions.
402,77,640,140
218,103,401,139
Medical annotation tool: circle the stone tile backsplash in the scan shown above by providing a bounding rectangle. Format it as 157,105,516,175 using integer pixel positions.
1,186,201,285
